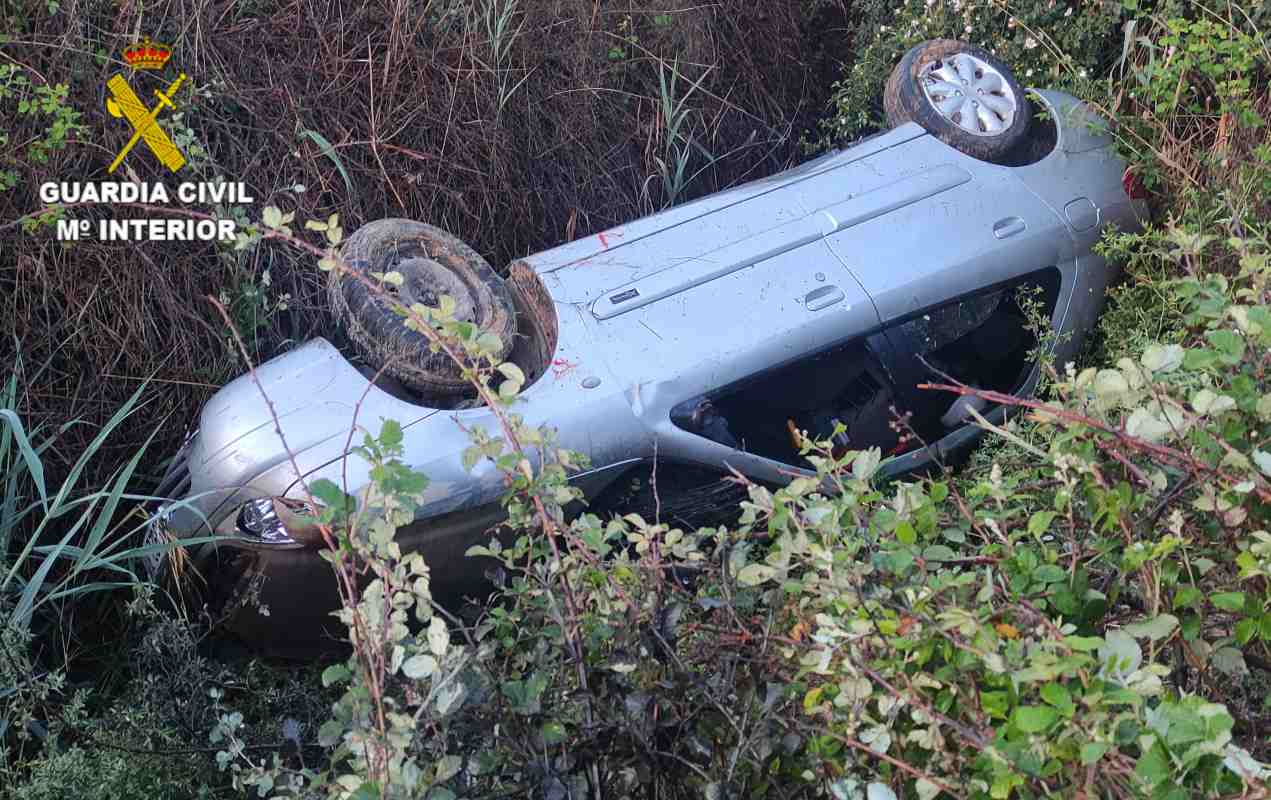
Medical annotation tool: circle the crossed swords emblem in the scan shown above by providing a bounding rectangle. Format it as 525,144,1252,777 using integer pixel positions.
105,71,187,173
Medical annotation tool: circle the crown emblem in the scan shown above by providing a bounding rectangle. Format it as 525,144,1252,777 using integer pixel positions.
122,37,172,71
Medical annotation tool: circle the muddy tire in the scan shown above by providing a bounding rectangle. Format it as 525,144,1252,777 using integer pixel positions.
883,39,1031,163
330,219,516,398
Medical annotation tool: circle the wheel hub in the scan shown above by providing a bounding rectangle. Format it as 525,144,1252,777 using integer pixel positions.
919,52,1018,137
394,256,479,323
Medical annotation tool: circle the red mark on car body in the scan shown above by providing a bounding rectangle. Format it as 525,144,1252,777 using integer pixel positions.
596,230,622,249
551,358,579,381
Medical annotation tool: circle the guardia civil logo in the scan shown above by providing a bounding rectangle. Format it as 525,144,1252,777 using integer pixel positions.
106,36,188,173
37,34,256,243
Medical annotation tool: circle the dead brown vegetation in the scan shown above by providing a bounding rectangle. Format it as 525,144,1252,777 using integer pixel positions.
1,0,853,483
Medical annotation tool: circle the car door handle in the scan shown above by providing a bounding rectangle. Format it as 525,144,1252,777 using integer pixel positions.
993,216,1026,239
804,285,844,311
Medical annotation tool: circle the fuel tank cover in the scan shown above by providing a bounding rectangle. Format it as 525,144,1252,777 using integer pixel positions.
1064,197,1099,231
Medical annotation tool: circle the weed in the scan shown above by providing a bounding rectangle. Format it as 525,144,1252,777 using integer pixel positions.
651,58,718,208
0,63,85,190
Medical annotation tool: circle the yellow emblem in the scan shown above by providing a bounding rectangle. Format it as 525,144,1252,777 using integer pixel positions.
105,39,187,173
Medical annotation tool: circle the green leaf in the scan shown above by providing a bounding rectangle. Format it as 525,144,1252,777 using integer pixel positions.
540,721,567,745
736,563,777,586
318,719,344,747
1065,636,1103,652
1235,618,1259,645
1125,408,1172,442
298,127,355,199
1211,592,1246,612
321,663,351,687
1092,369,1130,403
1173,585,1202,609
1040,683,1073,714
1122,614,1178,641
1100,631,1141,673
349,782,381,800
427,616,448,657
262,205,282,229
981,691,1009,719
1080,741,1110,765
1013,705,1058,733
1253,450,1271,478
435,680,467,716
1182,347,1216,371
380,419,403,449
1256,394,1271,420
1141,343,1183,373
1135,739,1170,787
497,361,526,387
895,521,916,545
1033,564,1068,584
402,654,438,679
1206,329,1245,364
1191,388,1236,416
1028,510,1057,536
852,447,881,480
1211,646,1248,677
923,544,955,562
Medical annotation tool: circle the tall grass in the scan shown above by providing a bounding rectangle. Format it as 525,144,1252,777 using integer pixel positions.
0,355,216,745
0,347,231,696
0,377,158,636
476,0,529,117
652,57,719,208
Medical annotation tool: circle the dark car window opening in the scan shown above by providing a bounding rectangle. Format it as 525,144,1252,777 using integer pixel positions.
673,267,1060,466
588,460,749,531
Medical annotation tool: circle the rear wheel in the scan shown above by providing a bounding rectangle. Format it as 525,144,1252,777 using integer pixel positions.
330,219,516,399
884,39,1031,163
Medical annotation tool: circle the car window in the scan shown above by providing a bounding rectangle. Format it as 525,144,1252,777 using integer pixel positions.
671,267,1060,469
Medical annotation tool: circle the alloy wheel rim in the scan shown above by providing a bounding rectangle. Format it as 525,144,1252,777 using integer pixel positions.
919,52,1018,137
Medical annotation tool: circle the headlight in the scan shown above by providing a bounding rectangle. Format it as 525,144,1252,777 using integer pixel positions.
233,498,325,548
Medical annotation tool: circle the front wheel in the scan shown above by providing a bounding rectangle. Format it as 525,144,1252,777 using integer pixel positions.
329,219,516,399
883,39,1031,163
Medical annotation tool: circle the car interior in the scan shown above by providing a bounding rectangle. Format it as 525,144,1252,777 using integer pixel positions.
671,266,1062,468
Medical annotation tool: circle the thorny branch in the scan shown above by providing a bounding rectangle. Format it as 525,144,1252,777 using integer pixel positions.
918,382,1271,502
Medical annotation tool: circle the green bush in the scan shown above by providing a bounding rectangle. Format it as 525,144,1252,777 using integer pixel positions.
12,745,207,800
202,185,1271,798
815,0,1127,145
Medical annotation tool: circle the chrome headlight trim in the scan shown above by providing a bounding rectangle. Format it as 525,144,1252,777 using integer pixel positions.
235,497,300,546
223,497,324,550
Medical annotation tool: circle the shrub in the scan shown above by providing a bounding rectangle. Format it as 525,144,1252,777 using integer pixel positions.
202,169,1271,798
11,745,203,800
815,0,1127,146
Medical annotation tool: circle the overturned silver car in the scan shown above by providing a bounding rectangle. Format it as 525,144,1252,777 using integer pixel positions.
151,41,1147,655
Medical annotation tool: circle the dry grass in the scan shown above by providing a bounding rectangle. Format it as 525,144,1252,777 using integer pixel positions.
0,0,853,485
